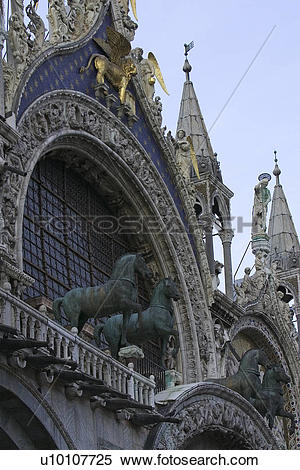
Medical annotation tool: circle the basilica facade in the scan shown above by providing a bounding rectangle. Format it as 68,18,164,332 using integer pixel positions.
0,0,299,450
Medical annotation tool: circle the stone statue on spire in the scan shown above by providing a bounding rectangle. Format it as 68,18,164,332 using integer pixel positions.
252,174,271,236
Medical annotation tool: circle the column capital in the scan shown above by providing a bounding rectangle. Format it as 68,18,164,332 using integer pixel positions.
219,229,234,244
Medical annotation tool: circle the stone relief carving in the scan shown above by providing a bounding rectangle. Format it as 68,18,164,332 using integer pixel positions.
7,12,29,77
67,0,85,40
3,91,213,382
48,0,69,44
150,394,277,450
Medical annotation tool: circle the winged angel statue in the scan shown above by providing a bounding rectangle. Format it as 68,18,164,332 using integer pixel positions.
80,26,137,104
132,47,169,102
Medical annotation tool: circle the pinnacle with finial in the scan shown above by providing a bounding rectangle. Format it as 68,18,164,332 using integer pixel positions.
273,149,281,185
183,41,194,81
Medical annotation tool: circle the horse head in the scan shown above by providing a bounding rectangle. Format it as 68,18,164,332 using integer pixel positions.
263,364,291,387
134,254,153,280
256,348,270,369
240,348,270,370
162,278,181,301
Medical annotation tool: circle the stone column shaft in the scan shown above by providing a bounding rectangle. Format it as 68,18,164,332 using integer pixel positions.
219,229,234,299
205,226,215,275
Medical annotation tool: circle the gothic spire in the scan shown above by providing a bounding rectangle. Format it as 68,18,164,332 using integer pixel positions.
176,51,215,162
268,155,300,268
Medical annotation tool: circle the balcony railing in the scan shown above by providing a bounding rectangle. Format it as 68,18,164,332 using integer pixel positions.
0,289,156,406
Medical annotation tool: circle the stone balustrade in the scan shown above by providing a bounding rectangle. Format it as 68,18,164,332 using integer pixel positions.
0,288,155,406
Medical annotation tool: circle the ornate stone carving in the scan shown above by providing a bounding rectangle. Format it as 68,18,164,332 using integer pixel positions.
26,2,45,56
67,0,85,40
147,384,278,449
85,0,105,31
48,0,69,44
7,12,29,77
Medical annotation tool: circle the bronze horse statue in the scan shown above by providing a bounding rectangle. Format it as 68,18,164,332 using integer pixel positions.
207,348,270,402
53,254,152,347
94,278,180,365
251,364,295,434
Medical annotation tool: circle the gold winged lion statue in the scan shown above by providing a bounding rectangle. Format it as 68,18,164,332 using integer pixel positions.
80,26,137,104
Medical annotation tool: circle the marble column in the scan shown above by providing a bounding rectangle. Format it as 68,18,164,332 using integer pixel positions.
219,229,234,299
204,222,215,275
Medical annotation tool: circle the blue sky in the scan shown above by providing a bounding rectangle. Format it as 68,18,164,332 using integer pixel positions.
3,0,300,284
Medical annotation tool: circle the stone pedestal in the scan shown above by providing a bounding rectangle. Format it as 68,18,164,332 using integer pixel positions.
252,233,270,256
118,345,144,366
165,370,182,389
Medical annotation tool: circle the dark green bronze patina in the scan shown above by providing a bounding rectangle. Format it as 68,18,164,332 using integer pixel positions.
207,348,270,402
53,253,152,347
94,278,180,365
251,364,295,434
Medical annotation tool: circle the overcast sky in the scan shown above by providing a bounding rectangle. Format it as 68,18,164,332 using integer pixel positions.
132,0,300,281
3,0,300,285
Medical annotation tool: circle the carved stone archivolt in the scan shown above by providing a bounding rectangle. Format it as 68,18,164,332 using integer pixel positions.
146,383,278,449
1,90,214,383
